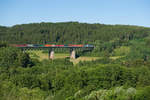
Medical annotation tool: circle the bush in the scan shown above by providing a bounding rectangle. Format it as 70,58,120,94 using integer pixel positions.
134,86,150,100
0,47,33,68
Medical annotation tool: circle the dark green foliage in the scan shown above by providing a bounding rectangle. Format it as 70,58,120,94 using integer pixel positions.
0,60,150,99
0,41,8,48
134,86,150,100
2,22,150,44
0,47,33,68
1,22,150,99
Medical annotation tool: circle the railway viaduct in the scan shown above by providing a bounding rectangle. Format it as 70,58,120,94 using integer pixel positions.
16,45,94,59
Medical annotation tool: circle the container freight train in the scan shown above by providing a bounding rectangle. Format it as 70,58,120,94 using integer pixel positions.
12,44,94,48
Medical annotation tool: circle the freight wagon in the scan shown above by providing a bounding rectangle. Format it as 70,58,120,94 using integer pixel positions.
12,44,94,48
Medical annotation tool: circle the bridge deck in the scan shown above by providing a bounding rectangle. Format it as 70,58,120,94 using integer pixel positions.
18,46,94,50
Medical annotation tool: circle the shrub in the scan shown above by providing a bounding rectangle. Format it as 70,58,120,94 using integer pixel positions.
0,47,33,68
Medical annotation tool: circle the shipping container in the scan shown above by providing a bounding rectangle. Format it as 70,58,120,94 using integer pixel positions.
27,44,34,47
45,44,52,47
15,44,27,47
69,44,83,47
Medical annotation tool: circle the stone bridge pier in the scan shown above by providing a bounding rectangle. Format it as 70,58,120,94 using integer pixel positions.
48,48,76,59
70,48,76,59
48,49,54,59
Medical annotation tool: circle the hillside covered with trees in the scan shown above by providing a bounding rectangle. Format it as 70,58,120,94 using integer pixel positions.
0,22,150,44
0,22,150,100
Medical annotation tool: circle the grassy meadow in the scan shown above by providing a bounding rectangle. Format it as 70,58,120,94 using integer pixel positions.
27,50,100,64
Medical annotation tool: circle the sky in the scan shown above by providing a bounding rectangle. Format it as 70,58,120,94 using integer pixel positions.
0,0,150,27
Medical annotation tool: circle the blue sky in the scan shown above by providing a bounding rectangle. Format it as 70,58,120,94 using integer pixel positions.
0,0,150,27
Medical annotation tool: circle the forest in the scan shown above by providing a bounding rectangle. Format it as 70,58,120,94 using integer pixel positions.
0,22,150,100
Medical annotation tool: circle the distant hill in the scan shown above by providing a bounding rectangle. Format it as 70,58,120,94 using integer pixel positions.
0,22,150,44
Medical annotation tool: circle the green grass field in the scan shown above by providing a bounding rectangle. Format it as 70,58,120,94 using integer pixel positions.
27,51,100,64
27,51,123,64
70,57,100,64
